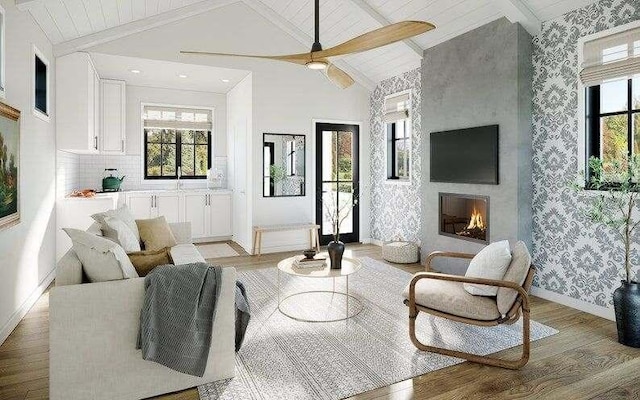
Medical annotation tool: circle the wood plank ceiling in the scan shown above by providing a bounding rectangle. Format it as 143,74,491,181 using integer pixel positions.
21,0,599,85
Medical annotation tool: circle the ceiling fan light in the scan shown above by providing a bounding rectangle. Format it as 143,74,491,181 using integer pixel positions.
306,60,328,70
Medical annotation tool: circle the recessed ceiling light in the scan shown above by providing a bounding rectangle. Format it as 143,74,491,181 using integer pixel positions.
178,74,188,78
130,69,141,74
221,79,230,83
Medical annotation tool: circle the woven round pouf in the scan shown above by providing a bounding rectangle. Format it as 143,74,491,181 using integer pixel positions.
382,241,419,264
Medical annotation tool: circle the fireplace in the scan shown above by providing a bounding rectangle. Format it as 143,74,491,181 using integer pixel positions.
439,193,489,244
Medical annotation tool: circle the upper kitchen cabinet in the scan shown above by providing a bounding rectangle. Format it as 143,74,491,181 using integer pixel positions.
101,79,126,154
56,52,100,154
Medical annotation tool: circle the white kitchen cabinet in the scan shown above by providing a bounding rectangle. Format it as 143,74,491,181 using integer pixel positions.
183,192,209,239
126,192,181,223
155,193,181,223
125,190,231,240
101,80,126,154
209,193,232,237
57,52,100,153
127,193,155,220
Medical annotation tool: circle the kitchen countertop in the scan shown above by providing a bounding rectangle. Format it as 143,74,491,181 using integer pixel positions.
63,188,232,199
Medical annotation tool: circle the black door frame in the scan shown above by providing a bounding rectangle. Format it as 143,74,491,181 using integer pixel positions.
315,122,360,245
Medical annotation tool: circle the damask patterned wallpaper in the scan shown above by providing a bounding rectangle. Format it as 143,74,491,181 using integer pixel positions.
369,69,422,243
532,0,640,308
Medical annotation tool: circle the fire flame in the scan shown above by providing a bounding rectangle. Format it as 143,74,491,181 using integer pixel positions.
467,208,485,230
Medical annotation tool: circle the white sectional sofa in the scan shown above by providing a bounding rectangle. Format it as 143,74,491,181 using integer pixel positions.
50,222,236,400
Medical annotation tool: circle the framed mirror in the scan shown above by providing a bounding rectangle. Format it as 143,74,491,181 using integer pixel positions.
263,133,305,197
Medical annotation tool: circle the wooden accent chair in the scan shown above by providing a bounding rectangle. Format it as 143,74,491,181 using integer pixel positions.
403,241,534,369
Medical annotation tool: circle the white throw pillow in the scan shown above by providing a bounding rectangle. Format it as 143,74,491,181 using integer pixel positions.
463,240,512,296
103,216,141,253
91,205,141,244
63,228,139,283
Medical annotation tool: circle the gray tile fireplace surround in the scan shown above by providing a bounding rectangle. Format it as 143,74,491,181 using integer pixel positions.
420,18,533,275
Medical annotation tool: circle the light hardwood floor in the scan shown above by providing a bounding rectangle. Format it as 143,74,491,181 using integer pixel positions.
1,243,638,400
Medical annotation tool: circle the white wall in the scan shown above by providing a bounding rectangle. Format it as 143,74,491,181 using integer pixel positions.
227,74,253,250
87,1,371,253
0,0,56,344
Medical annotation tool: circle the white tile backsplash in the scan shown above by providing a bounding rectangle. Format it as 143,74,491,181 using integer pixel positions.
56,153,228,195
56,151,80,198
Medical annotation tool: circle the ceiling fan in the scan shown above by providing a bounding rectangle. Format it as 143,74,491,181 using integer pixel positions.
180,0,435,89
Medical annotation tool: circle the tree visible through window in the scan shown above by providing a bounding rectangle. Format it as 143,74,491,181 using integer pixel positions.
586,78,640,182
143,105,212,180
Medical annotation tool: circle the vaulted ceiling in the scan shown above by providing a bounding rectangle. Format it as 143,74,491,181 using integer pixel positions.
18,0,598,87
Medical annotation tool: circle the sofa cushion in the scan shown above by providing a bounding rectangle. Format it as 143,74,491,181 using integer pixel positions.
136,216,178,251
104,216,141,253
128,247,173,277
403,277,500,321
464,240,512,296
63,228,139,283
170,244,206,266
497,241,532,315
92,205,140,244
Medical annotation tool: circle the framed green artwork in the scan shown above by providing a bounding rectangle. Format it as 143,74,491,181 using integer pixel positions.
0,101,20,230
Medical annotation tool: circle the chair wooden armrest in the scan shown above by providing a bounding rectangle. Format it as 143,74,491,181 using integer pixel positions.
406,270,532,370
424,251,475,271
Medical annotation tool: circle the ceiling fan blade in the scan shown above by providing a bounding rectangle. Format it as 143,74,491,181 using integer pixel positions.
314,21,435,59
325,63,355,89
180,51,311,65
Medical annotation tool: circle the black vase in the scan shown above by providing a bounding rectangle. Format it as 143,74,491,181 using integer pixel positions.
613,280,640,348
327,241,345,269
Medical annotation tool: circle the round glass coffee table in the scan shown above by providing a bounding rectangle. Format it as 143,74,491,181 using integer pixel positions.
277,254,363,322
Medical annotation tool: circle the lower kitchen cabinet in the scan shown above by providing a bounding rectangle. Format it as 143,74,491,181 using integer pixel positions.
126,190,232,241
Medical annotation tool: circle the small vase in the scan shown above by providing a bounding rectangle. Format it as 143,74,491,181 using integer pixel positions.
327,241,345,269
613,280,640,348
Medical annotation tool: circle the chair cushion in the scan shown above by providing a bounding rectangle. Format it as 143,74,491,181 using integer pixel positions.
497,241,531,315
403,277,501,321
464,240,512,296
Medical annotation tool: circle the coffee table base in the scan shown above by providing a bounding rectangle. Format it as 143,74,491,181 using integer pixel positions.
278,291,364,322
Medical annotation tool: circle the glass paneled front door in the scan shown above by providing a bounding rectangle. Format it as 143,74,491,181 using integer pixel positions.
315,123,360,245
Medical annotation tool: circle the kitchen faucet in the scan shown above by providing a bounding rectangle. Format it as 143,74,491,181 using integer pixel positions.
177,167,182,191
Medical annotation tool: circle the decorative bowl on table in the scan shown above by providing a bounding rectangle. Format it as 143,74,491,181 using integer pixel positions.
303,249,317,259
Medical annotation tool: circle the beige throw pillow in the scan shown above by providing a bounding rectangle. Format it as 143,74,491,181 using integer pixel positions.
136,216,178,251
128,247,173,277
63,228,139,283
463,240,512,296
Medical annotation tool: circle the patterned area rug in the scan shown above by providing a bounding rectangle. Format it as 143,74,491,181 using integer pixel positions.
198,257,558,399
197,243,239,259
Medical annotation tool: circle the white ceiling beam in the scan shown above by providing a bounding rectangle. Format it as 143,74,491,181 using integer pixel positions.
53,0,240,57
242,0,376,91
346,0,424,58
15,0,38,11
493,0,541,36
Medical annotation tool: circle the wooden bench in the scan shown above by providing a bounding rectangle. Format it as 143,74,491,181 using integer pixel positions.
252,223,321,256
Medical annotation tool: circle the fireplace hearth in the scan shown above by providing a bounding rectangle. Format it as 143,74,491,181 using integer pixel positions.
439,193,489,244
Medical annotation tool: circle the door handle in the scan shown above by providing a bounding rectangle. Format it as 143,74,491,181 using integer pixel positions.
94,136,98,150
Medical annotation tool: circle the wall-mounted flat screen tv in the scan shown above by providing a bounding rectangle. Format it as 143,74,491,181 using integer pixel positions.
430,125,499,185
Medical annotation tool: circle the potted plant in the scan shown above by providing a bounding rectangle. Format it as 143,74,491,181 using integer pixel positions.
322,187,358,269
575,156,640,347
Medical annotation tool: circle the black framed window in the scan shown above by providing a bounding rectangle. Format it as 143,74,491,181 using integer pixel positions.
33,46,49,118
586,77,640,182
387,119,410,180
143,105,213,180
